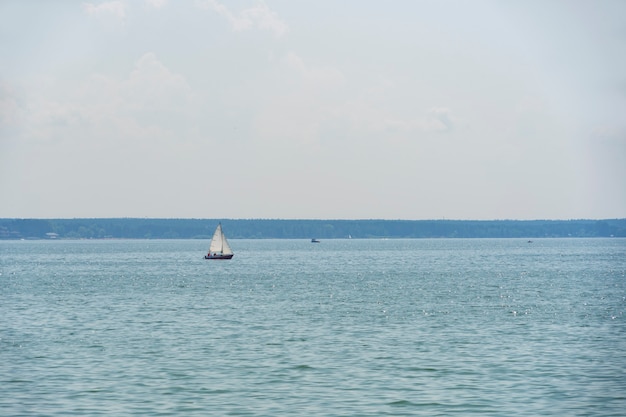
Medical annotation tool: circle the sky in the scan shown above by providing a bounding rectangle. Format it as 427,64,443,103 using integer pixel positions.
1,0,625,220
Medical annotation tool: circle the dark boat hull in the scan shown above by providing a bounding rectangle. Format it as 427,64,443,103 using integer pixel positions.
204,254,234,260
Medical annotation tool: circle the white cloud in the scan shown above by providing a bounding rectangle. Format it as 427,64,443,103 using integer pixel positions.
0,82,20,126
82,1,127,19
82,53,195,141
426,107,454,132
253,53,456,147
4,53,195,149
144,0,167,9
282,52,344,86
125,53,193,109
252,53,345,145
590,125,626,143
0,52,202,216
333,100,455,139
198,0,288,37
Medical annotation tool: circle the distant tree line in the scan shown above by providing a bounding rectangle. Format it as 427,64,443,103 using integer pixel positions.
1,218,625,239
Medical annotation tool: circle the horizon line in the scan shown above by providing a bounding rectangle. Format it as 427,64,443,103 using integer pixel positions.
2,217,625,222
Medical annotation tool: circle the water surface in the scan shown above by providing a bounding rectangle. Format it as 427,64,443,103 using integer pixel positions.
1,238,625,416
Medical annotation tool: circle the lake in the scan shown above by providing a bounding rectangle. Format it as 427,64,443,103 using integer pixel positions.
1,238,625,416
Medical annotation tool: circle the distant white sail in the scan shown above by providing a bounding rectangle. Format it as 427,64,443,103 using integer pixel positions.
205,223,234,259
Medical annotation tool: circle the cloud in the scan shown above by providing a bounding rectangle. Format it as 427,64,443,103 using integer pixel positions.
125,53,192,108
426,107,454,131
82,1,127,19
144,0,167,9
3,53,196,149
80,53,196,140
253,54,457,147
282,52,344,87
198,0,288,37
252,53,346,145
334,101,456,139
0,82,20,127
590,125,626,143
0,52,203,216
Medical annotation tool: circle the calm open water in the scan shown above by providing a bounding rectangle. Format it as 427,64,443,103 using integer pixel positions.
1,238,625,416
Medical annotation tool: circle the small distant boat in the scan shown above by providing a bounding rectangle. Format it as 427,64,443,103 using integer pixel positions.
311,238,320,243
204,223,234,259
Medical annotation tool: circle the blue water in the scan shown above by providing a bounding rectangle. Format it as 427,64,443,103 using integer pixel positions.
1,238,625,416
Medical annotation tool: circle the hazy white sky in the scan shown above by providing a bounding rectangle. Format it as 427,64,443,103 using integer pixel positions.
1,0,624,219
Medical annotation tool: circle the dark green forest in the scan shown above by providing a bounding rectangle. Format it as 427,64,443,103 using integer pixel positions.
1,218,625,239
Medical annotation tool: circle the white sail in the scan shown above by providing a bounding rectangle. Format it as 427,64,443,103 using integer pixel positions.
220,228,233,255
209,223,233,255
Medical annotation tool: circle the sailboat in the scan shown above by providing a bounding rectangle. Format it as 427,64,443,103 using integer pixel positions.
204,223,234,259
